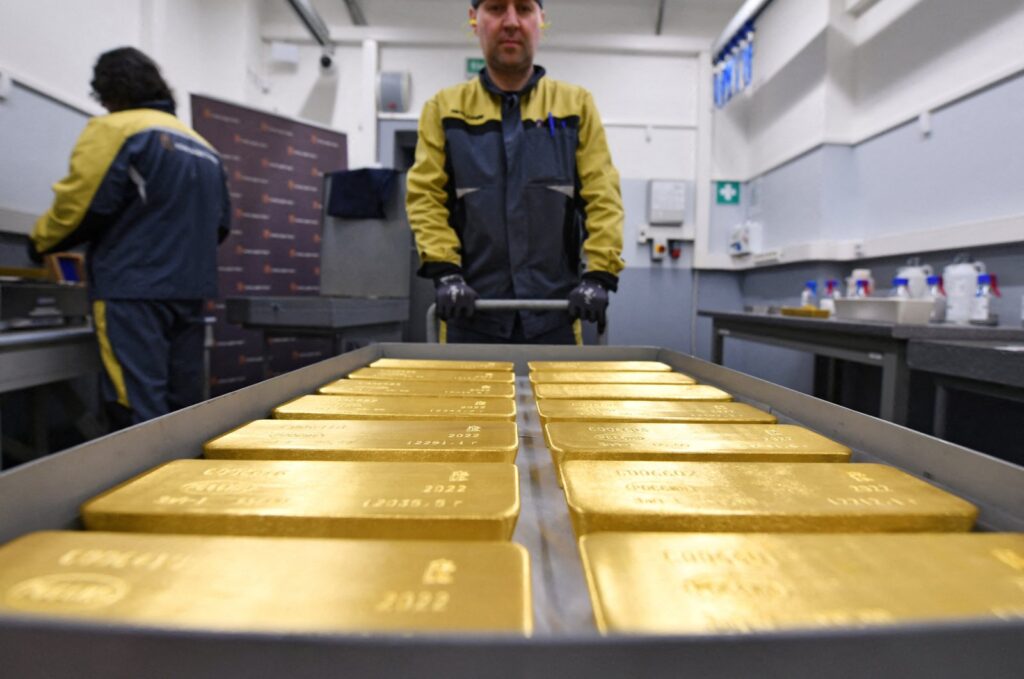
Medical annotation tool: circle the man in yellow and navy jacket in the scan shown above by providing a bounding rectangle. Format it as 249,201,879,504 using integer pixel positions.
31,47,230,429
407,0,625,344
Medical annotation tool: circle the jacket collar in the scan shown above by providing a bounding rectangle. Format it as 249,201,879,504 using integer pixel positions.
137,99,177,115
480,65,546,98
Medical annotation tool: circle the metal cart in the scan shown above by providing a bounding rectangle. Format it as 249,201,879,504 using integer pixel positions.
1,343,1022,678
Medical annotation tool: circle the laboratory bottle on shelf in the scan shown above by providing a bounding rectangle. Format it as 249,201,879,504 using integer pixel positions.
819,279,841,314
890,278,912,299
852,280,870,298
926,275,946,323
800,281,818,308
969,274,999,326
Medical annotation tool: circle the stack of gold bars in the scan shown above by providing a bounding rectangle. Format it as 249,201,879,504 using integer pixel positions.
529,359,1024,635
0,358,532,636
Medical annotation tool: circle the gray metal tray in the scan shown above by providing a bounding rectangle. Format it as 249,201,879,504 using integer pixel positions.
1,343,1022,678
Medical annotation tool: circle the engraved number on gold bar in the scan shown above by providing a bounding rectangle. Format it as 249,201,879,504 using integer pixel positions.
362,498,465,509
422,485,468,494
375,590,450,614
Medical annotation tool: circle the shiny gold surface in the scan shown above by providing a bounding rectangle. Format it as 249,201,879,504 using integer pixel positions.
534,384,732,401
348,367,515,383
204,420,518,463
579,532,1024,634
528,360,672,372
369,358,514,371
529,371,696,386
0,531,532,634
319,379,516,399
274,394,516,421
83,460,520,540
536,400,776,426
563,462,977,535
546,423,851,469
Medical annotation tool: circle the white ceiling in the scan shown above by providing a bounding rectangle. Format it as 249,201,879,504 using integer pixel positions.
264,0,747,42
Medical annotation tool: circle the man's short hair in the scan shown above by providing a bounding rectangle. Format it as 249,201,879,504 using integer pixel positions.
471,0,544,7
91,47,174,111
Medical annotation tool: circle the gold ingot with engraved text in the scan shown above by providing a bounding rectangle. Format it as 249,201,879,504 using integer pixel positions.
0,531,532,635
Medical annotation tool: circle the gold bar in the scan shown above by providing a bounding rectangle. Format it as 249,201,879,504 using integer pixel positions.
528,360,672,372
0,531,531,635
546,423,851,470
579,532,1024,634
370,358,514,371
536,400,776,426
82,460,519,541
348,367,515,384
320,379,516,399
205,420,518,463
563,461,977,535
529,371,696,386
274,394,516,421
534,384,731,401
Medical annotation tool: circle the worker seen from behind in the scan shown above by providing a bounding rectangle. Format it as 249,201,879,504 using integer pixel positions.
31,47,231,429
407,0,625,344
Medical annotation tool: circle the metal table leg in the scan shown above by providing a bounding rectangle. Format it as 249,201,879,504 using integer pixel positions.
880,346,910,425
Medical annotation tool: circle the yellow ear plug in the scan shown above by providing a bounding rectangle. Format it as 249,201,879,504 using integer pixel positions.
469,18,478,27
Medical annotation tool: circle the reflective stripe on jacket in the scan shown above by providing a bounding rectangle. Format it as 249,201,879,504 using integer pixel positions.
407,66,624,338
32,104,231,300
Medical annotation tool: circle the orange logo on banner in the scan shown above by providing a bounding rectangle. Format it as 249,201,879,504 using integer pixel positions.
314,266,320,276
262,264,272,274
262,229,271,239
287,215,295,224
234,208,243,218
234,245,244,255
203,108,212,118
235,281,244,292
311,166,321,177
261,194,270,204
313,233,321,244
288,248,296,258
233,134,241,143
260,158,269,167
289,282,299,292
313,200,322,210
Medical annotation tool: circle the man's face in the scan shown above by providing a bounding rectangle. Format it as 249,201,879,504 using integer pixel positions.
470,0,544,76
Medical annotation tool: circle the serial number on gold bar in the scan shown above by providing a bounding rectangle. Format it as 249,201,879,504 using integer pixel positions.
274,394,516,421
204,420,518,463
536,400,776,425
348,367,515,383
546,423,851,467
533,384,731,401
82,460,519,541
528,360,673,372
319,379,515,399
529,371,696,385
579,532,1024,634
0,531,532,635
369,358,514,371
563,461,977,535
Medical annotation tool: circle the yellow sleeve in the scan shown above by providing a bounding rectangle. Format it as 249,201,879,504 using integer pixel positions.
405,97,462,268
31,117,124,253
576,90,625,277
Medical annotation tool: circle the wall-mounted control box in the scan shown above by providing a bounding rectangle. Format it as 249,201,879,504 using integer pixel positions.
647,180,687,225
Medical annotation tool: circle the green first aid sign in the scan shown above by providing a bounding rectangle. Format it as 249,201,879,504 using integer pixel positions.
716,181,741,205
466,58,485,80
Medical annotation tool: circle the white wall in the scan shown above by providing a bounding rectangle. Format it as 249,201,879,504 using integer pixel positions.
0,0,264,126
713,0,1024,181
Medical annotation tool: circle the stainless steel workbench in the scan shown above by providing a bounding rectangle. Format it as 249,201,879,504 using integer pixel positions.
0,343,1022,678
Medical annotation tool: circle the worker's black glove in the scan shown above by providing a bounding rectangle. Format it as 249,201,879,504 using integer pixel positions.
435,274,478,321
26,239,44,265
568,278,609,333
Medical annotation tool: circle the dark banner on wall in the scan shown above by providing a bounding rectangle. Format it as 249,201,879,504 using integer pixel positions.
191,95,347,397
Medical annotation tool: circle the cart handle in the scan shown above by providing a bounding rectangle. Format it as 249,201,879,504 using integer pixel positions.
425,300,607,344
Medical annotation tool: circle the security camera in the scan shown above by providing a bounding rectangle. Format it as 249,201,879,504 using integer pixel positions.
319,53,333,69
